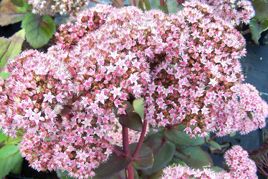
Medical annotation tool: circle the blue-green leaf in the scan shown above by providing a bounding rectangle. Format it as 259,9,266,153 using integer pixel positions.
22,13,56,48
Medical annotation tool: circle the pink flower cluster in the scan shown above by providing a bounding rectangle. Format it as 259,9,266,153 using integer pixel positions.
0,2,267,178
145,1,267,136
211,83,268,136
55,5,112,49
198,0,255,25
162,145,257,179
0,49,115,178
224,145,258,178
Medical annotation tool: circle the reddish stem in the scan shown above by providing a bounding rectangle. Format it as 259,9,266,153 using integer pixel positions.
122,126,134,179
127,165,135,179
160,0,165,6
131,0,137,6
123,127,129,154
132,120,148,159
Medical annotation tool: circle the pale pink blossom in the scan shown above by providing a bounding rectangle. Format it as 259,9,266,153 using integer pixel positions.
162,145,257,179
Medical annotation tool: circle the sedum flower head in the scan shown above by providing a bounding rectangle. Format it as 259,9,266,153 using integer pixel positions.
0,2,267,178
162,145,257,179
197,0,255,25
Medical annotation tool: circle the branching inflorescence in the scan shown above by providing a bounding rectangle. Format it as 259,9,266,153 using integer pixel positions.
0,0,267,178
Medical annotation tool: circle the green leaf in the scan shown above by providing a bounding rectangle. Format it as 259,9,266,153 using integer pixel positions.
94,154,131,178
138,0,151,10
250,18,268,44
22,13,56,48
170,157,187,166
208,140,222,151
229,132,236,137
166,0,180,13
0,144,23,178
252,0,268,21
133,98,144,119
119,112,142,131
148,0,168,13
0,29,25,68
130,143,154,170
159,3,168,13
105,169,139,179
0,72,10,80
10,156,23,174
0,0,28,26
143,0,151,10
0,132,8,143
175,146,213,169
145,133,163,152
57,170,74,179
165,127,204,146
143,141,175,175
11,0,25,7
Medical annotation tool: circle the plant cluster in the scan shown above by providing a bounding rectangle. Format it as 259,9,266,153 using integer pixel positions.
0,0,268,178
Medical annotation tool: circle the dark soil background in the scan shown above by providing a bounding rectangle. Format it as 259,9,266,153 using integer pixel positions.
1,22,268,179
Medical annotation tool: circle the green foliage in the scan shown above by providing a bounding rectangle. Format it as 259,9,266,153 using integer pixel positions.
133,98,144,119
250,18,268,44
250,0,268,44
11,0,25,7
0,0,29,26
0,72,10,80
143,140,175,175
0,0,56,48
57,170,74,179
166,0,183,13
94,154,131,178
0,145,23,178
119,112,143,131
165,126,205,146
143,132,176,175
138,0,151,10
0,131,23,178
175,146,213,169
119,99,144,131
130,143,154,170
22,13,56,48
253,0,268,21
146,0,181,13
207,140,222,151
0,29,25,68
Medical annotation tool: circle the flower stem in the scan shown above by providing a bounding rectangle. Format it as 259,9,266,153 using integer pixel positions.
122,126,134,179
131,0,137,6
160,0,165,6
132,120,148,159
127,165,135,179
122,118,147,178
123,126,129,154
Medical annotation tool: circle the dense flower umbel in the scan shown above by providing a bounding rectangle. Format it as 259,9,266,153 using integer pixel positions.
162,145,257,179
26,0,88,15
224,145,258,178
145,1,265,136
198,0,255,25
0,49,116,178
55,5,112,49
0,2,267,178
56,3,267,138
211,83,268,136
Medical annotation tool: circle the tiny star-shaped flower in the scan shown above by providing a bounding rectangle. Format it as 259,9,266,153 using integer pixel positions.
43,92,55,103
